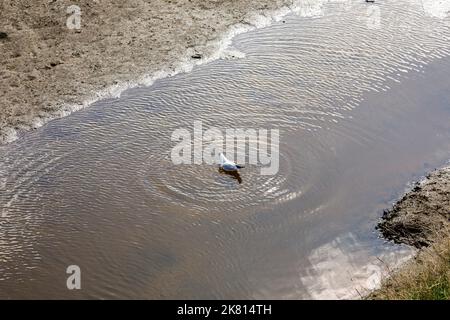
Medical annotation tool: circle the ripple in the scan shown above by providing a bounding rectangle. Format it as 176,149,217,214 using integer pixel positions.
0,0,450,298
139,140,304,214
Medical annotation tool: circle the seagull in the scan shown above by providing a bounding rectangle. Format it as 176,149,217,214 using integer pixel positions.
219,153,244,172
218,153,244,184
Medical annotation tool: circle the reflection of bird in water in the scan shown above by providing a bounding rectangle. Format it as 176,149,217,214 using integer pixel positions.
219,167,242,184
218,153,244,184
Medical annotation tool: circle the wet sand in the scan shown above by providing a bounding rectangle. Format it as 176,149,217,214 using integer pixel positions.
0,0,294,143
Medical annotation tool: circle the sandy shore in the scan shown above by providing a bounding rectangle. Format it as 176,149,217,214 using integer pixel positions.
0,0,296,143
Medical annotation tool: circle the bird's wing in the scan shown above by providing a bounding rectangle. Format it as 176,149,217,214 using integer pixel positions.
219,153,227,166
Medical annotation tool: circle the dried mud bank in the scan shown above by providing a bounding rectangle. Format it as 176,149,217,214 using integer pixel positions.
0,0,319,144
378,166,450,248
371,166,450,299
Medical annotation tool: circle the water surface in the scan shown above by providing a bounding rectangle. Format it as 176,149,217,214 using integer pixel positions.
1,0,450,298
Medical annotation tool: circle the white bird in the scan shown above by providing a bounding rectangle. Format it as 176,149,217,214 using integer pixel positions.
219,153,244,172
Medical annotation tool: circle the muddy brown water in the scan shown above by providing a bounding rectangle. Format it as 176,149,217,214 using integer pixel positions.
1,1,450,298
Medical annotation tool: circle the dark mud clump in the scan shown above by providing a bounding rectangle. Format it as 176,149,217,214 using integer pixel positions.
378,167,450,248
